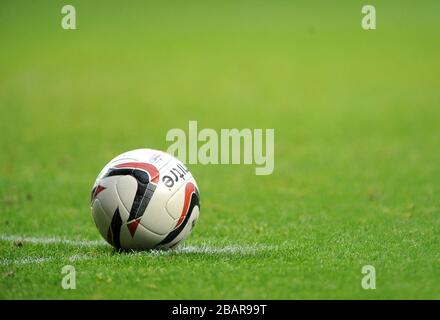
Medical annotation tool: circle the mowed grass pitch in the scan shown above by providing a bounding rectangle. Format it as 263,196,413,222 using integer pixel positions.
1,0,440,299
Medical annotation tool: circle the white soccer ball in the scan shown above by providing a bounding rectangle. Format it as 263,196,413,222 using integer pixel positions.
90,149,200,250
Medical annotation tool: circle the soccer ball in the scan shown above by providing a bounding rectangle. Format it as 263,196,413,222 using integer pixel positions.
90,149,200,250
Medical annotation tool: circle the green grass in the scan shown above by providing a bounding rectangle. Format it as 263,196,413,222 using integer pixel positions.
1,0,440,299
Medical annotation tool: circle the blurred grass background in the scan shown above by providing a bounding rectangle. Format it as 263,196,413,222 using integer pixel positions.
0,0,440,298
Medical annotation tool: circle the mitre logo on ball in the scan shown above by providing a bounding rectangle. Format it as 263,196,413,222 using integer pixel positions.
90,148,200,250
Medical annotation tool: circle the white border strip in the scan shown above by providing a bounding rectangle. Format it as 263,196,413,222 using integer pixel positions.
0,234,277,266
0,254,95,266
0,235,107,247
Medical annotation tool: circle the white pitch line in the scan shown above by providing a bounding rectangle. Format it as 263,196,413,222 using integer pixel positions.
0,234,107,247
0,254,95,266
0,256,52,266
147,244,277,256
0,234,278,266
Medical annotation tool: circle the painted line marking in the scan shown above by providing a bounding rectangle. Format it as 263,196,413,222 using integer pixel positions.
0,254,95,266
0,234,278,266
0,235,107,247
